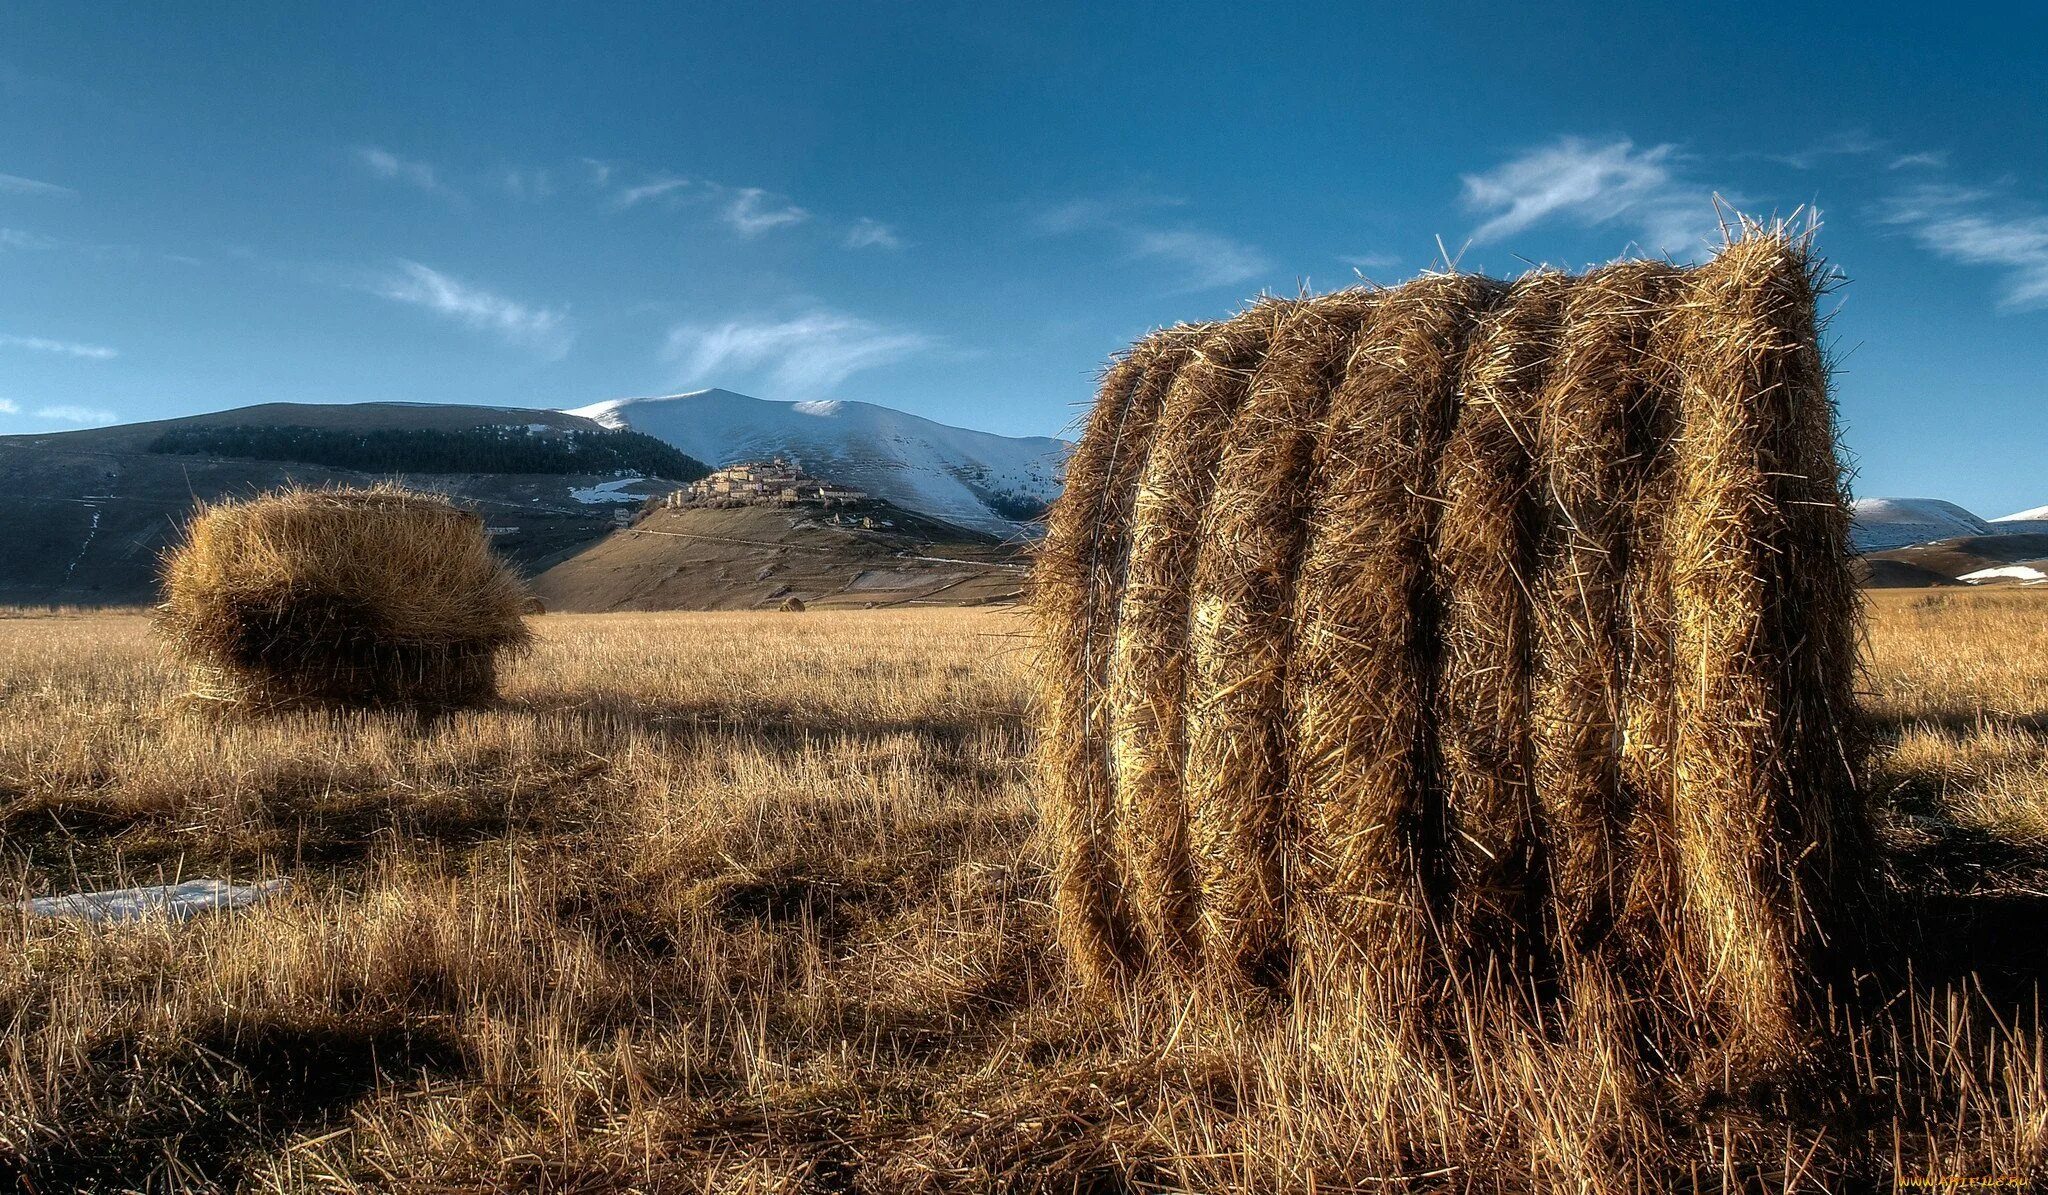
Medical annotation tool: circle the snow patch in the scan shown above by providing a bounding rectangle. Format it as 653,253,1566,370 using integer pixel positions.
567,477,647,505
23,878,289,923
1959,565,2048,585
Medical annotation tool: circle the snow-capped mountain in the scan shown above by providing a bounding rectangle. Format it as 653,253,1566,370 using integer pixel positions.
1992,503,2048,536
1850,497,1999,552
566,389,1068,533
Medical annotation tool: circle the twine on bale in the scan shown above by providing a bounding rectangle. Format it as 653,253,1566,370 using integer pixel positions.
157,485,531,712
1035,220,1865,1084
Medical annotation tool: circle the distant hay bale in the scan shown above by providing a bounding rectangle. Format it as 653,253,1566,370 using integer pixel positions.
1036,223,1863,1077
158,485,532,711
779,596,807,612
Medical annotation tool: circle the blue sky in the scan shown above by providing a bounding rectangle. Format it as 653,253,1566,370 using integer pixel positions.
2,2,2045,513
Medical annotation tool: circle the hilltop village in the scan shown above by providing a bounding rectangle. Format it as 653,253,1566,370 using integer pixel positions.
666,458,870,510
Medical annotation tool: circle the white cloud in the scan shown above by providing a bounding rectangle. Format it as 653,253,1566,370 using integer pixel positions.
1461,136,1715,255
722,187,809,237
353,146,465,205
0,333,116,359
611,175,690,210
664,310,930,396
0,398,18,414
1129,228,1273,291
843,217,901,250
0,172,73,197
1881,184,2048,311
35,404,117,425
373,261,573,357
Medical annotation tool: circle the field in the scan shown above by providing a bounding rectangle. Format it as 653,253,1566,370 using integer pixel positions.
4,593,2048,1191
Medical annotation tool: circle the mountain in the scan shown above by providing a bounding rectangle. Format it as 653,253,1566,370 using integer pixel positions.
1849,497,1999,553
566,389,1067,534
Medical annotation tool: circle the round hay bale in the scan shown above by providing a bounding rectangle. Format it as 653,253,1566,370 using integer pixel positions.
158,485,532,711
779,595,807,612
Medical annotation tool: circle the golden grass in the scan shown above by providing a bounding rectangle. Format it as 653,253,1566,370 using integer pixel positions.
2,595,2047,1191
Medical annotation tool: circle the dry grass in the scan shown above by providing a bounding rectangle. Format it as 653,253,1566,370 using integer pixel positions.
4,596,2048,1191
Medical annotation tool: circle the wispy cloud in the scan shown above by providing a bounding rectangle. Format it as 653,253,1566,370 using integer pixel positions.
0,333,116,359
499,167,555,201
34,404,118,425
1770,130,1884,171
664,310,930,395
1880,184,2048,311
1129,228,1273,291
353,146,466,205
0,171,73,197
1890,151,1948,171
0,398,18,414
1339,252,1400,274
611,175,690,210
0,227,61,250
372,261,573,357
1034,193,1269,291
1461,136,1717,255
722,188,809,237
843,217,901,250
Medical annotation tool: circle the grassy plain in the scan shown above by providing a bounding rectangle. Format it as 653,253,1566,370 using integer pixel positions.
3,593,2048,1191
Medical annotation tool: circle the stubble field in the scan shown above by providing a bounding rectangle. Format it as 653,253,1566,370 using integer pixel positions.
4,594,2048,1192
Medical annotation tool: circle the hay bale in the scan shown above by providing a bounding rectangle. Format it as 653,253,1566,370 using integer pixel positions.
158,485,531,710
1285,274,1506,1002
1107,302,1288,972
1039,225,1864,1074
1430,272,1568,974
1181,292,1377,983
1036,329,1207,986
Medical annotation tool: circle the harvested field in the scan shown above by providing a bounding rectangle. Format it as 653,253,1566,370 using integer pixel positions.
2,597,2048,1190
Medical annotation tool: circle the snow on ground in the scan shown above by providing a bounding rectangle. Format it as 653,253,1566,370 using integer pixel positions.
567,477,648,505
1959,565,2048,585
565,389,1068,534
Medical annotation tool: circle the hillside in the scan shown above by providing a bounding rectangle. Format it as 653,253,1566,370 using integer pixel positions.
530,502,1025,612
1862,532,2048,588
567,389,1067,534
